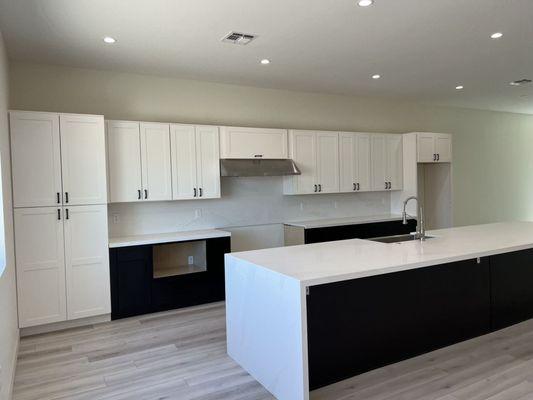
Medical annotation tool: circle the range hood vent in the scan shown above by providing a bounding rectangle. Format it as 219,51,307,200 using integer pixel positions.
220,159,301,177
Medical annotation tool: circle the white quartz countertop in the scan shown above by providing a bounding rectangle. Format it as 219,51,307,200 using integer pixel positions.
284,214,405,229
228,222,533,286
109,229,231,248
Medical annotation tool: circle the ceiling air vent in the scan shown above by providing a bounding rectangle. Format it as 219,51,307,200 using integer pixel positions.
221,31,257,45
510,79,532,86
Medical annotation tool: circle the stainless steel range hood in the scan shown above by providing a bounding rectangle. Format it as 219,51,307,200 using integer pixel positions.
220,159,301,177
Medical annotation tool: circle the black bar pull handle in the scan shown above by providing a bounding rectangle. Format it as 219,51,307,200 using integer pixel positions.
65,192,69,203
66,208,69,220
57,209,61,220
199,188,203,197
144,189,148,199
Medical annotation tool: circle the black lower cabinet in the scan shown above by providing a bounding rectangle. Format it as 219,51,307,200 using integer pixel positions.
110,245,152,320
151,237,230,312
306,258,491,390
110,236,231,320
491,249,533,330
304,219,417,244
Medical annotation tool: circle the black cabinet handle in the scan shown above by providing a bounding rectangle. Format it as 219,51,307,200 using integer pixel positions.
357,183,360,191
57,209,61,220
318,184,322,192
199,188,203,197
437,153,440,161
353,183,356,191
254,154,263,158
65,208,69,220
193,188,197,197
57,192,61,204
65,192,69,203
144,189,148,199
137,189,141,200
314,184,317,192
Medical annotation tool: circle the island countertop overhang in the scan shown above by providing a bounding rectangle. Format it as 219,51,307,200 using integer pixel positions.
225,222,533,287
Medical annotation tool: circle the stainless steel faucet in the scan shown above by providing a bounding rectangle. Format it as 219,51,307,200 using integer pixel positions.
402,196,426,240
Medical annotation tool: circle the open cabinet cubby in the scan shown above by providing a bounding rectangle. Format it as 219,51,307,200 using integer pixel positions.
152,240,207,279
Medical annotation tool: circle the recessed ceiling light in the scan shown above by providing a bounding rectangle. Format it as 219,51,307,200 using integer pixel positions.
490,32,503,39
260,59,271,65
372,74,381,79
103,36,116,44
455,85,464,90
358,0,374,7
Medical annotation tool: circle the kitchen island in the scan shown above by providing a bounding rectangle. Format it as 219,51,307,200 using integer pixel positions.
225,222,533,400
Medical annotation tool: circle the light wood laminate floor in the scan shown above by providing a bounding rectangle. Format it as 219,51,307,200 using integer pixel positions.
13,302,533,400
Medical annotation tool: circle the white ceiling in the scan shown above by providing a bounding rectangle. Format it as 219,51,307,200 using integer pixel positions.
1,0,533,114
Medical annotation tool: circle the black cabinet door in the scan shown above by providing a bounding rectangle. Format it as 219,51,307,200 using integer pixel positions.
110,246,152,320
304,220,417,244
491,249,533,330
306,258,491,390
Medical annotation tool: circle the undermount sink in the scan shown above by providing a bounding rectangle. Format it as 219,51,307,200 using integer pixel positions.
370,233,435,243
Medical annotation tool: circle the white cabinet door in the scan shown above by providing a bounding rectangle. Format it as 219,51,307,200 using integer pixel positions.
356,134,372,192
371,135,387,191
195,125,221,199
60,114,107,205
140,122,172,201
14,207,66,328
435,134,452,162
285,130,317,194
10,111,62,207
386,135,403,191
316,132,339,193
417,133,436,163
170,124,198,200
219,126,288,159
64,205,110,320
339,133,356,192
106,121,143,203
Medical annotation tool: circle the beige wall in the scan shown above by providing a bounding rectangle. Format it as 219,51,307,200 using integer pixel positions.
9,61,533,227
0,32,18,400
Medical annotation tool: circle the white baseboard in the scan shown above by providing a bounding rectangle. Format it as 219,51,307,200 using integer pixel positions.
6,334,19,400
20,314,111,337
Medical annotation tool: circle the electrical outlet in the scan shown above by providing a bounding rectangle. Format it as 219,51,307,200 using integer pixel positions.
195,209,202,219
188,256,194,265
112,214,120,224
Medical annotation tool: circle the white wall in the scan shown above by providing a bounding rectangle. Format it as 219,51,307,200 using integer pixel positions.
109,178,391,251
0,31,18,400
8,62,533,249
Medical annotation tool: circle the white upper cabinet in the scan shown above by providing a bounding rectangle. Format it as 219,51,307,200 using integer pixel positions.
15,207,66,328
316,132,340,193
386,134,404,191
284,130,339,194
10,111,62,207
60,114,107,205
10,111,107,207
339,133,371,193
171,124,198,200
106,121,143,203
416,132,452,163
220,126,288,159
64,205,110,320
170,124,220,200
140,122,172,201
371,134,403,191
435,134,452,163
195,126,221,199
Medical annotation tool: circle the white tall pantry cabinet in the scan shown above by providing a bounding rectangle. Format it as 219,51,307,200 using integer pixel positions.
10,111,110,328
